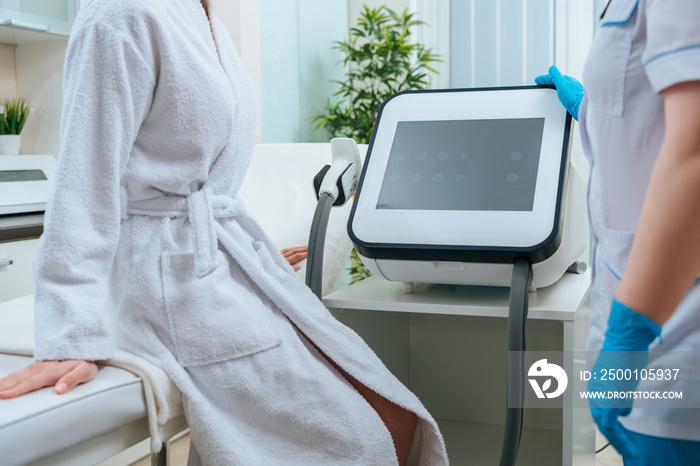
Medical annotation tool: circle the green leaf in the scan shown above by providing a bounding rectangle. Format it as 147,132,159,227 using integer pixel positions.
0,97,30,135
310,5,441,143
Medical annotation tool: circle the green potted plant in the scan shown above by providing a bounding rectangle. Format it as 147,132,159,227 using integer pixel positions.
0,97,31,155
312,6,440,144
313,6,440,283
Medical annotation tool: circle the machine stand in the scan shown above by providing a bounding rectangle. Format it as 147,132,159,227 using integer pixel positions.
151,441,170,466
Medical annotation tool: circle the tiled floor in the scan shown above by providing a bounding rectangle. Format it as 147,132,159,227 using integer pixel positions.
595,428,625,466
131,429,624,465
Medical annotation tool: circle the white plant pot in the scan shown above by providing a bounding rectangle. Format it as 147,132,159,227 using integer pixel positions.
0,135,21,155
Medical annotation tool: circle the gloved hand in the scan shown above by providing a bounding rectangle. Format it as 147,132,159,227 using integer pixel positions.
534,65,584,120
588,299,662,459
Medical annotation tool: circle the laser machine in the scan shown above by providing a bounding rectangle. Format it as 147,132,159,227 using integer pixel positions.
313,86,588,465
348,86,587,291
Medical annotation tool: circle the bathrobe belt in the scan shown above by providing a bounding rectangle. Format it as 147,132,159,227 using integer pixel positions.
125,188,284,278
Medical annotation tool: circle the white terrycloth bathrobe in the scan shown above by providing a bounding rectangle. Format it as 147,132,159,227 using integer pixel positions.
32,0,448,464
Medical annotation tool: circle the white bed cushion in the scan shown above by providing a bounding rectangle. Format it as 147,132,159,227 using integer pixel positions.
0,354,148,466
0,294,187,456
239,143,366,297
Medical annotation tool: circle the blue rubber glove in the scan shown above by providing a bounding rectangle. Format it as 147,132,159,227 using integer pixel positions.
534,65,584,120
588,299,662,460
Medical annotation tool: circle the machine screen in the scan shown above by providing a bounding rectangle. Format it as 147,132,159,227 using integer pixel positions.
0,170,47,183
376,118,545,211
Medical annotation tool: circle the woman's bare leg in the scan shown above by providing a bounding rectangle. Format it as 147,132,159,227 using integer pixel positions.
330,358,419,465
295,326,418,465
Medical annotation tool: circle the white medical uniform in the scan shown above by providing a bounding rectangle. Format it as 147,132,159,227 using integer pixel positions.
31,0,448,464
581,0,700,441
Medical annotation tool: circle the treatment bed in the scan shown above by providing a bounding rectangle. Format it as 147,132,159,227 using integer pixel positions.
0,143,361,465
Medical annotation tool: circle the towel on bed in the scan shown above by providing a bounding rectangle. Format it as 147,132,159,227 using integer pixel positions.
0,294,187,451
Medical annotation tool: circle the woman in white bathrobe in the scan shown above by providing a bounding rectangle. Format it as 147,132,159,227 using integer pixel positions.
0,0,447,464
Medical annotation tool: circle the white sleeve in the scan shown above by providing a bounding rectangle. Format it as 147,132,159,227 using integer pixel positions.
643,0,700,93
33,20,155,361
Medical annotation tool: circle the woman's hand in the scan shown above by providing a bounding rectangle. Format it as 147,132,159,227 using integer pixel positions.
0,360,98,399
281,246,308,272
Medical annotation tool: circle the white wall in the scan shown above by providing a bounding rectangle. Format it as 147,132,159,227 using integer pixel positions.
15,42,67,156
555,0,595,79
411,0,450,88
0,45,17,99
215,0,263,142
259,0,349,143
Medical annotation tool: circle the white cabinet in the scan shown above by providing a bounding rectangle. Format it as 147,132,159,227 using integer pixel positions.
0,238,37,303
323,274,595,466
0,0,77,44
0,0,76,34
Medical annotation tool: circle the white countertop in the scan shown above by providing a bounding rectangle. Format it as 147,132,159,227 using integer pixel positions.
323,271,591,321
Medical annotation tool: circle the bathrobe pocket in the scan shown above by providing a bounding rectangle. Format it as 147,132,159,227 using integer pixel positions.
160,250,281,366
